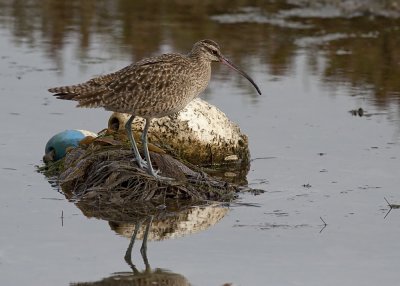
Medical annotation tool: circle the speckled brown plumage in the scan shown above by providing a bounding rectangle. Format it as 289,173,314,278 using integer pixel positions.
49,39,261,178
49,44,215,118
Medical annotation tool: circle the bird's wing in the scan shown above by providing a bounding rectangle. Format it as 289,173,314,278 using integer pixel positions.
99,54,190,106
49,53,190,110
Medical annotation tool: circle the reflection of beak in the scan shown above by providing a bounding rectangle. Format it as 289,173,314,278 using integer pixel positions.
220,56,262,95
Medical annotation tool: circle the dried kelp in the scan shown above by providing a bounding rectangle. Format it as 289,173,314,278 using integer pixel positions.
56,140,240,205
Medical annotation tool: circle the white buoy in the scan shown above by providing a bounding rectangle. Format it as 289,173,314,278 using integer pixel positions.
108,98,249,165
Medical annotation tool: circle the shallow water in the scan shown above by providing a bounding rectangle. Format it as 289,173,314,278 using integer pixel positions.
1,1,400,285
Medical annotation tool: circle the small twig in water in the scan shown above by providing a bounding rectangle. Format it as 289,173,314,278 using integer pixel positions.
319,216,327,233
250,156,276,163
383,197,400,219
230,202,261,208
61,210,64,227
384,197,391,208
384,208,392,219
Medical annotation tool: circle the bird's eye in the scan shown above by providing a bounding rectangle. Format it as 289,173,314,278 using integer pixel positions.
212,50,218,56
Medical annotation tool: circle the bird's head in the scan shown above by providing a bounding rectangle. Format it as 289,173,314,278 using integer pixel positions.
193,39,223,62
191,39,261,95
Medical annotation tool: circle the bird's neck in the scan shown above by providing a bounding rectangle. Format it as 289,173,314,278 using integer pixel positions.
185,52,212,97
188,50,206,61
187,52,211,70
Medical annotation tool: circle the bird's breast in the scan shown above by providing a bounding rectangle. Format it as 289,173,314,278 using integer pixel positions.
188,62,211,98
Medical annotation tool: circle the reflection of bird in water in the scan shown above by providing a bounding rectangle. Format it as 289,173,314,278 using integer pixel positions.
70,205,228,286
71,227,190,285
70,200,229,285
110,205,228,276
49,39,261,179
118,205,228,283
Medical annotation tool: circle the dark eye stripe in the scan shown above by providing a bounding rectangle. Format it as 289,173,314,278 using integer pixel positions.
204,46,218,55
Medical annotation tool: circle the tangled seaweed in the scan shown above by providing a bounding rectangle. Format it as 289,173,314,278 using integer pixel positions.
56,140,240,205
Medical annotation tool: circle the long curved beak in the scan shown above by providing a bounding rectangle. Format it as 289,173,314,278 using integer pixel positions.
220,56,262,95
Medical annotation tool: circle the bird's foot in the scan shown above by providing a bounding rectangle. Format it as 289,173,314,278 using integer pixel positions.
131,157,148,169
148,168,174,181
153,174,175,181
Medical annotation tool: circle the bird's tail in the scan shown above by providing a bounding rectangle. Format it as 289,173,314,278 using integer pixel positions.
48,83,107,108
48,84,87,100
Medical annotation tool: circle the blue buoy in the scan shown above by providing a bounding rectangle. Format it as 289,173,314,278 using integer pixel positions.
44,129,97,161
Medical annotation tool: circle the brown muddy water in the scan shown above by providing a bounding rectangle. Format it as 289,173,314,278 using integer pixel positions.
1,1,400,285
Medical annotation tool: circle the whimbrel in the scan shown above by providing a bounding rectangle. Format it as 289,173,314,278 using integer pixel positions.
49,39,261,179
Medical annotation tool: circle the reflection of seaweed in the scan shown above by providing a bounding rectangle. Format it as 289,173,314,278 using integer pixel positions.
71,269,190,286
78,200,229,241
36,159,63,181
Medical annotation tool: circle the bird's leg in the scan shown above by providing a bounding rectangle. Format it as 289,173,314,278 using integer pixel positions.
141,118,157,176
124,219,142,270
142,118,174,180
140,215,153,271
125,114,147,169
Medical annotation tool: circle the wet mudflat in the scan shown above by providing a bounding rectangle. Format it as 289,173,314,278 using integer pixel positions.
1,1,400,285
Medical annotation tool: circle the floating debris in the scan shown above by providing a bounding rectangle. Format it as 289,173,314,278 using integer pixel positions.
43,129,98,162
349,107,365,117
384,197,400,209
